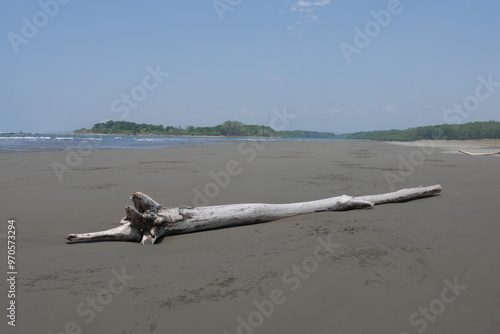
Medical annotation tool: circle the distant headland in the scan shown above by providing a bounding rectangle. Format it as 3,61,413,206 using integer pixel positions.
73,120,338,139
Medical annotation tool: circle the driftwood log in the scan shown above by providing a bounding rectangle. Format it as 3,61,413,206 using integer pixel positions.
458,150,500,156
66,184,442,245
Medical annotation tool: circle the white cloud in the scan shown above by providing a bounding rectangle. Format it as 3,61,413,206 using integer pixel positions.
287,0,331,34
291,0,331,12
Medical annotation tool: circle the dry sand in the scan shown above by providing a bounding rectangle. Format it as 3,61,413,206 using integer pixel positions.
1,140,499,334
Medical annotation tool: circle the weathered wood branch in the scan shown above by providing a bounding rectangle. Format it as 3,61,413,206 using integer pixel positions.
458,150,500,156
65,184,442,245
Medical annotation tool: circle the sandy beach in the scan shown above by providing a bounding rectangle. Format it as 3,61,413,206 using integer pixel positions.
1,140,499,334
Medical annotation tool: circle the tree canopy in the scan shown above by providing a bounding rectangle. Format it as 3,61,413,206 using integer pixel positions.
337,121,500,141
74,120,280,137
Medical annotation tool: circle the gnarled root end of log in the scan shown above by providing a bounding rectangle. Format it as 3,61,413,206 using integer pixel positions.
140,232,157,245
131,192,163,212
125,205,143,224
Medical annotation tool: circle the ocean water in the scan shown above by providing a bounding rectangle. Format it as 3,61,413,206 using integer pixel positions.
0,133,345,153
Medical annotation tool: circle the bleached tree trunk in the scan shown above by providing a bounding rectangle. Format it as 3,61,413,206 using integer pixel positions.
458,150,500,156
65,184,442,245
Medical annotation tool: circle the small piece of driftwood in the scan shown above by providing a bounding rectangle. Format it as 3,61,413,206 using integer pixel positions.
458,150,500,156
66,184,442,245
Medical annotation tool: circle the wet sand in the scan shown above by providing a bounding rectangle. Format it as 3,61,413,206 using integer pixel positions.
1,140,499,333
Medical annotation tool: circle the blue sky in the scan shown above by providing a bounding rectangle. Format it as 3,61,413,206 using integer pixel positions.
1,0,499,133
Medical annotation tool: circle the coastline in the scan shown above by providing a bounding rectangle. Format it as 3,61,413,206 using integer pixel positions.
389,139,500,154
3,140,499,333
72,132,283,138
0,133,347,154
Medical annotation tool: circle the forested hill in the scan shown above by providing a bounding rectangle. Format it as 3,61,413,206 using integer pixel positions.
337,121,500,141
75,121,282,137
75,120,341,138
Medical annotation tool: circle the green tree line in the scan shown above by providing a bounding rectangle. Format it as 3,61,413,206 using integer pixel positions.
279,130,337,138
337,121,500,141
75,120,281,137
75,120,500,140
